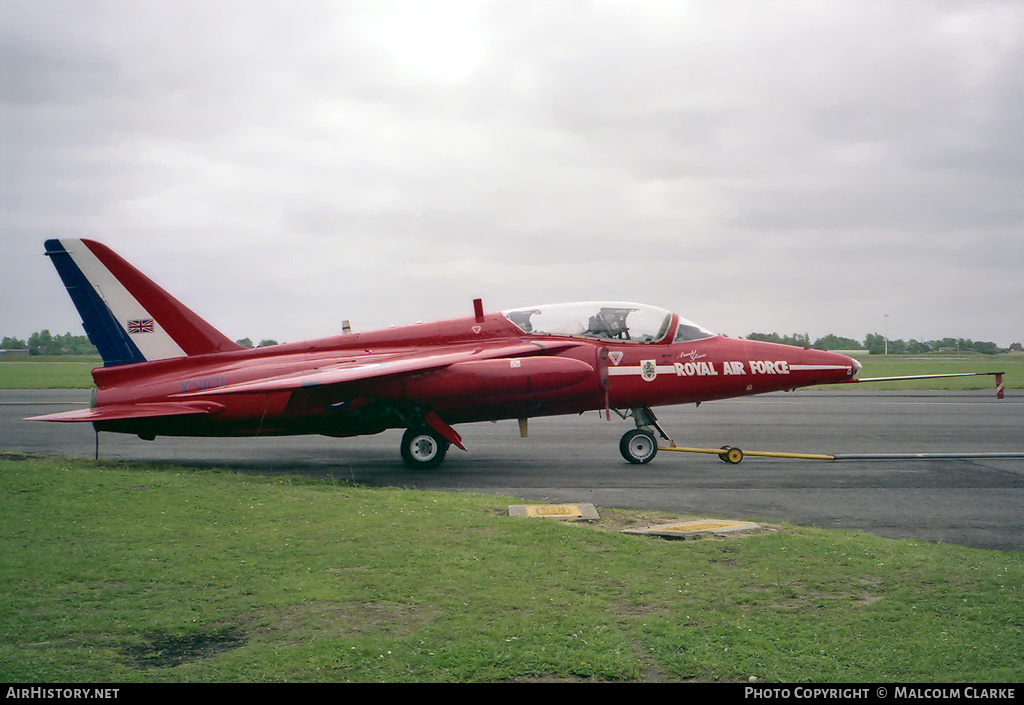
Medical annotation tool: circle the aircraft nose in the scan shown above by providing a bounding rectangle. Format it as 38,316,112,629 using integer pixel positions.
823,350,861,380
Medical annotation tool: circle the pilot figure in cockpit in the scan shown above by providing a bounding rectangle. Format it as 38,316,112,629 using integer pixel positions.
587,307,635,340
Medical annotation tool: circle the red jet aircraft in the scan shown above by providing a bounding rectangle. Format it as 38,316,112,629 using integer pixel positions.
29,239,1003,468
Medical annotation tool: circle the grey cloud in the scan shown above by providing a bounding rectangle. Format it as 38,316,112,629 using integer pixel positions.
2,1,1020,347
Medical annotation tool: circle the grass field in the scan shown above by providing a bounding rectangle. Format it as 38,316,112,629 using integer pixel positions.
1,354,1020,391
0,357,100,389
854,355,1020,391
1,454,1021,683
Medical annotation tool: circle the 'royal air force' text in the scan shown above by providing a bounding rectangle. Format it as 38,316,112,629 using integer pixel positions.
674,361,790,376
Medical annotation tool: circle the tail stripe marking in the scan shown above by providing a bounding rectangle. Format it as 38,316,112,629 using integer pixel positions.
71,240,189,362
44,239,243,366
45,239,150,366
79,240,223,356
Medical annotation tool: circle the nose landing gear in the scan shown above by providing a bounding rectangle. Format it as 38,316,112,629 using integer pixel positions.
619,406,674,464
620,428,658,464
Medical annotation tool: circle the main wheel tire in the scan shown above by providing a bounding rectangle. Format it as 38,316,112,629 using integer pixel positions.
620,429,658,464
401,427,448,470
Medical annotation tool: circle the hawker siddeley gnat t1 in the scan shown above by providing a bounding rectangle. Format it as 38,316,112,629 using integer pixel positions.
30,239,1004,468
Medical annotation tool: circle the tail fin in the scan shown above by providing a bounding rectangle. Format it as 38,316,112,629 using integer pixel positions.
44,239,243,366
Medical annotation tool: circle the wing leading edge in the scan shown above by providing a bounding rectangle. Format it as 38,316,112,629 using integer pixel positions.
170,341,579,398
27,342,586,425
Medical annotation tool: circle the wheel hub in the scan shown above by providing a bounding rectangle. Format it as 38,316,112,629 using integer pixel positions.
410,436,438,461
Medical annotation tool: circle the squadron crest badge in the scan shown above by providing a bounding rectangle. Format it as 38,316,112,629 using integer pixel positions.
641,359,657,382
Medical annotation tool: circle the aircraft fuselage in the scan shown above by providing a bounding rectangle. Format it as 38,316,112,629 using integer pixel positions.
31,239,870,467
87,311,858,438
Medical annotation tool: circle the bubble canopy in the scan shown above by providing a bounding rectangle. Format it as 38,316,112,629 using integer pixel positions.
501,302,715,344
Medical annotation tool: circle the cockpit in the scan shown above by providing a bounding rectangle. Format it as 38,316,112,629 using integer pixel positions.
502,302,715,344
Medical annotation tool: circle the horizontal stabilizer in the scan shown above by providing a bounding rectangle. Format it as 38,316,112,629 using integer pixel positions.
27,401,225,423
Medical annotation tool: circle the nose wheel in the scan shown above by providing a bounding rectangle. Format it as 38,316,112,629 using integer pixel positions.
618,406,674,464
620,428,658,464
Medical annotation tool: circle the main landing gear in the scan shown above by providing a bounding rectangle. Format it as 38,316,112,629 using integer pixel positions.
400,427,449,470
619,406,674,464
400,410,465,470
399,406,720,469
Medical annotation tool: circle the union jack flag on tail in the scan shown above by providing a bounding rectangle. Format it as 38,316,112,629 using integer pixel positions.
127,319,155,334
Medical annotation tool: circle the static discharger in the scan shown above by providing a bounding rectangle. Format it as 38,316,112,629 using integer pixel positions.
508,503,600,520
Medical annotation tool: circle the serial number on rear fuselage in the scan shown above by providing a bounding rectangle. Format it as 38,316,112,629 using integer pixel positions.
178,376,226,393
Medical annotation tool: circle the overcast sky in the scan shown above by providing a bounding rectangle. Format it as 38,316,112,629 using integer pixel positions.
3,0,1022,347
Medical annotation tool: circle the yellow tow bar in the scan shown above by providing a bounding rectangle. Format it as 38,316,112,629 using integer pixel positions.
658,446,835,464
657,447,1024,464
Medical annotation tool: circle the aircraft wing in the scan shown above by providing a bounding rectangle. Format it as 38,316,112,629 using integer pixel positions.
27,401,225,423
171,341,578,397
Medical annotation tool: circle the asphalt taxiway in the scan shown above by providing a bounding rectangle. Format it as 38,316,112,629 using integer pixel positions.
3,389,1022,551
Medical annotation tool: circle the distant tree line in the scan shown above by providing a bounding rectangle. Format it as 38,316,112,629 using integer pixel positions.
746,332,1005,355
0,332,286,355
1,331,98,356
0,330,1009,356
235,338,279,348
